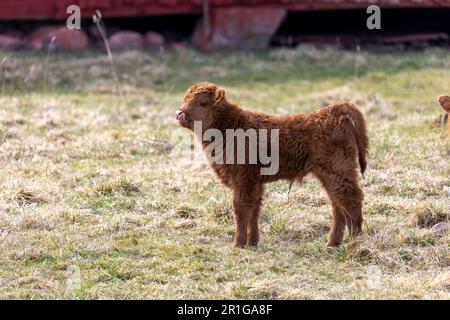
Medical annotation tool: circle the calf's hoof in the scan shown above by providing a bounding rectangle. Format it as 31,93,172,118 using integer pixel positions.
326,241,341,248
246,238,259,247
233,240,246,248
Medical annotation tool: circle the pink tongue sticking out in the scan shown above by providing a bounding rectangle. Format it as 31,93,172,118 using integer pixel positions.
176,111,186,121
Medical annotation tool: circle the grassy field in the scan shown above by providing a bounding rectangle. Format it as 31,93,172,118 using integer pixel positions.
0,46,449,299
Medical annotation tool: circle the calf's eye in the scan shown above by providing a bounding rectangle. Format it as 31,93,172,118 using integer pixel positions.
200,102,208,107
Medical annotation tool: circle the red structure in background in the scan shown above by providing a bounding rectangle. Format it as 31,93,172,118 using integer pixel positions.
1,1,449,50
1,1,449,20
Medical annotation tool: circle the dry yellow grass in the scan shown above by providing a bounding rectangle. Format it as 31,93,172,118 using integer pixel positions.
0,47,448,299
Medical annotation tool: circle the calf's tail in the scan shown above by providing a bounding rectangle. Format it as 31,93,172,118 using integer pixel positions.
344,103,369,176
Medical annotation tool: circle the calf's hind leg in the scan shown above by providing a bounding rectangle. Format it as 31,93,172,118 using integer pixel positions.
332,173,364,237
314,171,347,247
327,203,347,247
315,167,364,245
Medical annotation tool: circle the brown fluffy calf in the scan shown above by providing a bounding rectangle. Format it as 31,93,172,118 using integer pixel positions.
176,82,368,248
438,95,450,132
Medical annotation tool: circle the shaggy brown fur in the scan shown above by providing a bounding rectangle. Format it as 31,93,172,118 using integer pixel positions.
177,82,369,248
438,95,450,132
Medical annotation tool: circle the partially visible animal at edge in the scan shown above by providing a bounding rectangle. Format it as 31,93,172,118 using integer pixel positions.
438,95,450,133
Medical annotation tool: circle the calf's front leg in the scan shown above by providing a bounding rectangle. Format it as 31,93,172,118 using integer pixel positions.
232,184,263,248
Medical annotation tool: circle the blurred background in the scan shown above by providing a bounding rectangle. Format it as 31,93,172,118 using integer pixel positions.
0,0,449,52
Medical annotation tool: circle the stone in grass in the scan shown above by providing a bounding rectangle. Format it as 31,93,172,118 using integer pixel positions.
0,34,23,50
431,222,449,237
29,26,89,50
108,31,143,51
144,31,164,50
444,186,450,196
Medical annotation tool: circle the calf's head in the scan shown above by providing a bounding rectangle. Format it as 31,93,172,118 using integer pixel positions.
176,82,225,130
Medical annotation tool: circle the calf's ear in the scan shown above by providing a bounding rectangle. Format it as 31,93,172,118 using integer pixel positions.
214,87,225,105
